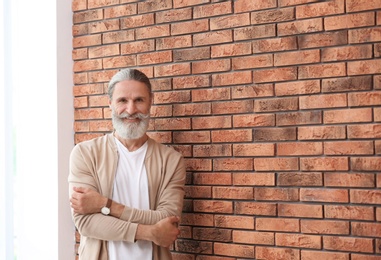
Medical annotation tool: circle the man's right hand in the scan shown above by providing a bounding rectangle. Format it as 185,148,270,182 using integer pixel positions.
136,216,180,247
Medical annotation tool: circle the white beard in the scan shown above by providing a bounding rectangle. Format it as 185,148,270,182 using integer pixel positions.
112,111,150,140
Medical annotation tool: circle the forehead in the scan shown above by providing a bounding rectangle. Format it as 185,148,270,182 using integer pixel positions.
112,79,151,98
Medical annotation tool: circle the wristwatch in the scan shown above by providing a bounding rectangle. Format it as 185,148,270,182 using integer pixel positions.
101,198,112,215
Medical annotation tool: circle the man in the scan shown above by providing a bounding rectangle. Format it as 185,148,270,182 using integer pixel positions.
68,68,186,260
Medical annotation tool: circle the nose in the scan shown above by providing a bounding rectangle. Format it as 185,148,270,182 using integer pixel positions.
124,101,137,115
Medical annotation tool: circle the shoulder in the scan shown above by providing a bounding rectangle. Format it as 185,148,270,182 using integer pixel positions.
71,134,115,156
147,138,183,159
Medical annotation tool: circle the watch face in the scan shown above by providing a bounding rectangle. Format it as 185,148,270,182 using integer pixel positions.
101,207,110,215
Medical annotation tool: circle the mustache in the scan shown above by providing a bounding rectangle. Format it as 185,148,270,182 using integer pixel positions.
116,112,150,120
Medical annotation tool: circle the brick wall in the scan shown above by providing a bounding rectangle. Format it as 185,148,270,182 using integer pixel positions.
72,0,381,259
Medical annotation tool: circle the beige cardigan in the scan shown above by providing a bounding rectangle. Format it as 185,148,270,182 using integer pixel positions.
68,134,186,260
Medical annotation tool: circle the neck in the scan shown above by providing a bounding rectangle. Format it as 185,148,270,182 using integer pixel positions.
114,132,148,152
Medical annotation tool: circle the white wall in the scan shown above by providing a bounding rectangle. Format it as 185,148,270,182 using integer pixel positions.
0,0,74,259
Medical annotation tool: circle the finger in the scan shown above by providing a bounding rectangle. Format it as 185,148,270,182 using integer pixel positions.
73,186,86,193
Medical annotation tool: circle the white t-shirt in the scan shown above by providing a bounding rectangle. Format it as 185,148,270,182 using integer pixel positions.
108,138,153,260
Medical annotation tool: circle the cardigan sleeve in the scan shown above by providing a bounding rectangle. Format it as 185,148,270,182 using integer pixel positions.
69,143,138,243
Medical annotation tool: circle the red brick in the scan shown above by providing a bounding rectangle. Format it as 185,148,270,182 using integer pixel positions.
192,116,231,129
232,54,273,70
194,200,232,214
322,76,372,92
173,75,210,89
256,246,300,260
213,158,253,171
300,93,347,109
300,157,349,171
232,84,274,99
171,19,209,36
301,219,349,235
173,103,211,116
301,250,349,260
275,49,320,66
212,100,253,114
211,129,253,143
173,0,209,8
322,45,373,62
154,63,191,77
193,30,232,46
193,172,232,185
233,143,275,156
254,67,297,83
211,42,251,58
175,239,212,254
154,118,190,130
348,124,381,139
254,127,296,141
153,90,190,104
296,1,344,18
300,188,349,203
298,31,347,49
184,186,211,199
174,131,210,144
275,80,320,96
192,88,230,102
235,0,277,13
156,8,192,23
350,189,381,204
323,108,372,124
255,97,298,112
185,158,212,171
137,50,172,65
348,91,381,106
233,172,275,186
351,157,381,171
173,46,210,61
278,203,323,218
213,187,253,200
136,24,170,40
324,141,374,155
351,254,381,260
346,0,381,12
251,7,295,24
104,5,136,19
215,215,254,230
192,59,230,74
349,28,381,43
254,157,299,171
234,24,276,41
137,0,172,13
276,233,321,249
255,187,299,201
326,12,375,31
278,18,323,36
74,59,102,72
277,142,322,156
256,218,299,232
193,227,231,242
73,34,102,48
299,63,346,79
323,236,373,253
103,56,136,69
325,205,375,221
121,39,155,54
73,9,103,24
253,36,297,53
235,202,276,216
213,71,252,86
193,1,232,19
277,172,323,186
210,13,250,30
277,111,322,126
233,230,274,245
214,243,254,258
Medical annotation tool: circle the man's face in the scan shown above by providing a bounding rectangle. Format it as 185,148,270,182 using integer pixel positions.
109,79,152,140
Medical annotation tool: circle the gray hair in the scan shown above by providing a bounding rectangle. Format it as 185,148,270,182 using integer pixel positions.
108,68,152,99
